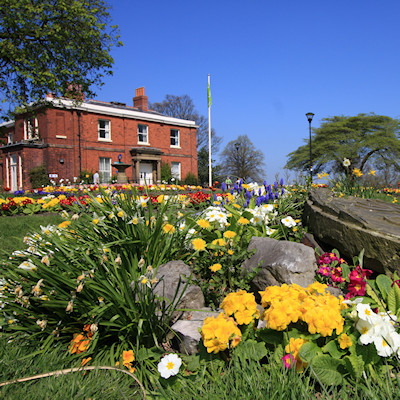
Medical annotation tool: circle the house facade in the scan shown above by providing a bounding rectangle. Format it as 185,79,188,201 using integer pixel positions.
0,87,198,190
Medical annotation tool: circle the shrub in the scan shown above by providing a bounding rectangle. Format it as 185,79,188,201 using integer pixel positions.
183,172,198,185
79,170,93,184
161,162,172,183
29,163,50,188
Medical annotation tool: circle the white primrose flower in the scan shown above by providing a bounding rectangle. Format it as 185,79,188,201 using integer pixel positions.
281,216,296,228
374,331,400,357
356,303,379,324
157,354,182,379
259,204,275,214
265,227,276,236
356,319,377,345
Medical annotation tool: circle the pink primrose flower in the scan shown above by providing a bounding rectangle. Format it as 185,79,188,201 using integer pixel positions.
317,265,331,277
281,354,296,369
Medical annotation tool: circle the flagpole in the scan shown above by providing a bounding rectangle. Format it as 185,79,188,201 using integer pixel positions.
208,74,212,187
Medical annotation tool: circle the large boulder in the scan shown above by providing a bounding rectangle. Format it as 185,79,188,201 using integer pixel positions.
241,236,317,294
303,189,400,274
154,260,205,321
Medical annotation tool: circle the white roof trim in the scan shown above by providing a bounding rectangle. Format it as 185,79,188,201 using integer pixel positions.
0,120,15,128
48,97,198,128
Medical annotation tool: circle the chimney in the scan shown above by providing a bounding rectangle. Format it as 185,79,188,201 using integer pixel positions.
133,87,148,111
65,84,85,101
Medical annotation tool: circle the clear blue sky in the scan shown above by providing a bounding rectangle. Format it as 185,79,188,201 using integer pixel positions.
95,0,400,182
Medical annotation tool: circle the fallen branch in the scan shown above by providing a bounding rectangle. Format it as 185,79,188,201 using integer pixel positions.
0,365,146,398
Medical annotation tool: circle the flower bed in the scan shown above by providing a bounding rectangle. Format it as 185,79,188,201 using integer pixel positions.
1,178,398,393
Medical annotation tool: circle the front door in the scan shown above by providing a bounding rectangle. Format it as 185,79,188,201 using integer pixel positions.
10,155,18,191
139,163,153,185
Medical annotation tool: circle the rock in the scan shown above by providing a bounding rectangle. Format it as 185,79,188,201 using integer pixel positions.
241,236,317,294
154,260,205,322
171,309,220,354
303,189,400,274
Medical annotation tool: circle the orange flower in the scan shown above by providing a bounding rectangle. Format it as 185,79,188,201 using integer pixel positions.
81,357,92,366
69,333,91,354
123,350,135,367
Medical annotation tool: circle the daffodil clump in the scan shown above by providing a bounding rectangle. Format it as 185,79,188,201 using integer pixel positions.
201,313,242,354
259,282,346,336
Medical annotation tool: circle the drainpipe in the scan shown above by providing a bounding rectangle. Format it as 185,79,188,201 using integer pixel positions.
76,110,82,176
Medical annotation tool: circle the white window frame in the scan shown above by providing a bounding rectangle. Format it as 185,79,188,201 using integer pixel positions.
171,162,181,181
170,129,180,147
7,132,13,144
138,124,149,144
99,157,112,183
24,117,39,140
98,120,111,141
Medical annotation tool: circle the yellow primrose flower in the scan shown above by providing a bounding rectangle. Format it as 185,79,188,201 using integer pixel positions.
223,230,236,239
237,216,250,225
338,333,352,349
212,238,226,246
191,238,207,251
368,169,376,176
209,263,222,272
197,219,211,229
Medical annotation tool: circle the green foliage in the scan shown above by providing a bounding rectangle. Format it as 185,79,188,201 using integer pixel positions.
0,0,122,118
79,169,93,184
28,163,50,189
197,146,222,187
183,171,198,186
286,114,400,179
161,162,172,182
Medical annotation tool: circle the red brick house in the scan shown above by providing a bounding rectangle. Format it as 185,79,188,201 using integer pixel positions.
0,87,198,190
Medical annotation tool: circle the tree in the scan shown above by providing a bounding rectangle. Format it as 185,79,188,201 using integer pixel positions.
285,113,400,177
0,0,122,118
220,135,266,183
197,146,222,186
150,94,222,152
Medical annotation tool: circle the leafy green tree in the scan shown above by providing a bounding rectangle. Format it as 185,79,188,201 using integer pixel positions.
285,113,400,176
220,135,266,183
197,146,223,186
0,0,122,118
150,94,222,152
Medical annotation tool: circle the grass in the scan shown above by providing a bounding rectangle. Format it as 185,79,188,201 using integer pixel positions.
0,337,399,400
0,213,63,256
0,338,144,399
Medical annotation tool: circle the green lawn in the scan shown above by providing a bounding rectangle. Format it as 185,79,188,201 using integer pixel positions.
0,213,63,256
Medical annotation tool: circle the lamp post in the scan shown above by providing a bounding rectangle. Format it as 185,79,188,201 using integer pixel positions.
235,142,240,179
305,113,314,183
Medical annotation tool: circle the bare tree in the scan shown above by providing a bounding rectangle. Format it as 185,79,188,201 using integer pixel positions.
150,94,222,152
220,135,266,183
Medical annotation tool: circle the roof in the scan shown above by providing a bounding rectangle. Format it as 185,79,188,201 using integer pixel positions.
1,97,198,129
49,97,198,128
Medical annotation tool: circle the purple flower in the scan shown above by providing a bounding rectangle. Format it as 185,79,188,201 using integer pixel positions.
222,182,226,192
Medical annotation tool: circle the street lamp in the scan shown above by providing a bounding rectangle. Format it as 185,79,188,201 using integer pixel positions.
305,113,315,183
234,142,240,179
